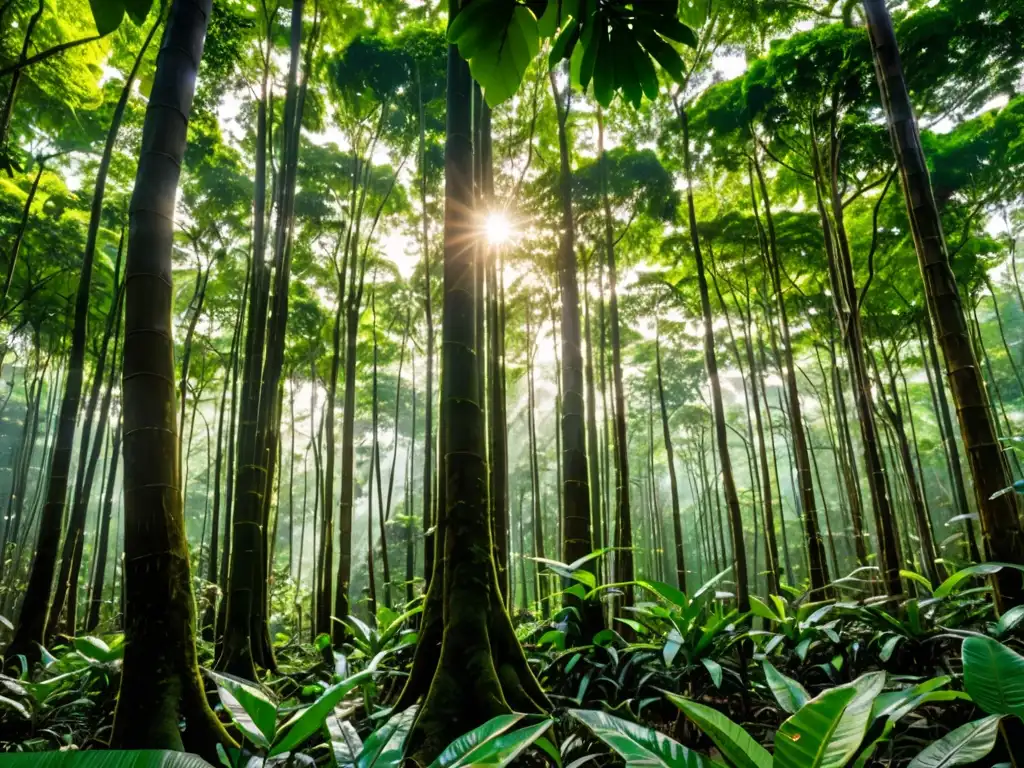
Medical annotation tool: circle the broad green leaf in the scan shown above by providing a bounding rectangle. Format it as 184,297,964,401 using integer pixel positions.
820,673,886,768
639,579,689,610
430,714,524,767
871,676,952,722
637,30,685,82
434,718,554,767
932,563,1024,599
962,635,1024,718
879,635,903,662
773,686,857,768
907,715,1003,767
271,670,374,756
73,636,122,664
652,16,698,49
207,671,277,749
749,596,783,623
548,18,579,69
124,0,154,24
448,0,495,43
569,708,724,767
994,604,1024,637
90,0,126,35
666,695,772,768
763,661,810,714
0,752,215,767
357,705,419,768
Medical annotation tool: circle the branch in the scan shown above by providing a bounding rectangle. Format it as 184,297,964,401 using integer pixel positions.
0,35,105,78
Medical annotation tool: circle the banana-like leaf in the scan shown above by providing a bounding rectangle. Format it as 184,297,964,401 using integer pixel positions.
932,563,1024,599
271,669,374,757
962,635,1024,718
431,716,554,767
666,695,771,768
0,752,214,767
763,661,810,714
773,686,857,768
569,708,724,767
356,705,419,768
207,671,277,749
907,715,1003,767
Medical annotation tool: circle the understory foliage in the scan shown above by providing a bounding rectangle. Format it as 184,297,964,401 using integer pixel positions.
1,0,1024,765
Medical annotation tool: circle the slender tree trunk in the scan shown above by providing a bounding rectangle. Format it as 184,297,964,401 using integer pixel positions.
811,126,900,596
86,419,122,632
863,0,1024,609
598,108,633,612
109,0,233,757
1,159,44,307
550,72,595,629
919,319,980,561
656,333,687,592
583,258,603,558
753,153,830,596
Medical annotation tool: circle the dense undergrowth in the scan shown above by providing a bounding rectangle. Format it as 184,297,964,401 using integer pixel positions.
2,558,1024,767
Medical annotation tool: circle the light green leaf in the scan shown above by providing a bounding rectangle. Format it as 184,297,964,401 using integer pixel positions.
962,635,1024,718
932,563,1024,599
763,661,810,714
773,686,857,768
994,605,1024,637
207,671,277,749
433,717,554,767
667,695,772,768
569,708,724,767
907,716,1003,767
871,676,952,722
271,670,374,757
357,706,419,768
430,714,524,767
749,596,783,624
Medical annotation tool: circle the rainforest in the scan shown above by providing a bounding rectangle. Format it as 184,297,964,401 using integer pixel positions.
1,0,1024,765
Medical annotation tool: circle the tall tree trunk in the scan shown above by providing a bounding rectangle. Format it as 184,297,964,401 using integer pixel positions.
525,298,548,618
398,11,547,756
598,108,633,613
550,72,595,630
583,257,603,558
656,331,687,592
918,319,980,561
109,0,233,757
863,0,1024,609
86,419,122,632
811,125,900,596
753,152,830,597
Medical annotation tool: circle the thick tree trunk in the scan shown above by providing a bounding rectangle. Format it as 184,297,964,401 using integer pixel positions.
863,0,1024,609
398,13,547,758
109,0,233,758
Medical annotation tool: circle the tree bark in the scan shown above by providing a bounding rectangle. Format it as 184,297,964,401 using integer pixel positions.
863,0,1024,609
109,0,233,757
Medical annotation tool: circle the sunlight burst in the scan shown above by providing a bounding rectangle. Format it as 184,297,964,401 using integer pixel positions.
485,212,514,245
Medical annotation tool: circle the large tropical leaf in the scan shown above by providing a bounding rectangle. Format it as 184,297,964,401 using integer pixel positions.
356,705,419,768
962,635,1024,718
818,673,886,768
763,661,810,714
666,695,772,768
431,716,554,767
907,716,1003,767
773,686,857,768
429,714,525,767
270,669,374,757
932,563,1024,599
207,671,277,749
327,710,364,768
568,709,724,767
0,752,214,767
